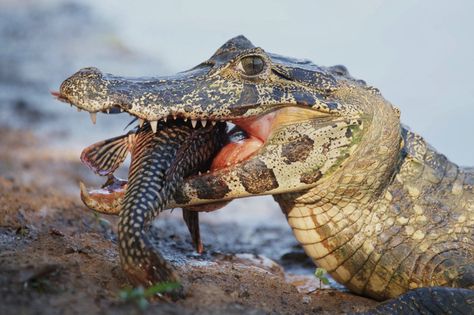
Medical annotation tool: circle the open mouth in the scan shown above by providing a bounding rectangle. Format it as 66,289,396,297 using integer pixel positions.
52,90,277,170
52,90,290,211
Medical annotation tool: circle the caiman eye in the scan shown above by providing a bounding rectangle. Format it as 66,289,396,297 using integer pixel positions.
237,55,265,76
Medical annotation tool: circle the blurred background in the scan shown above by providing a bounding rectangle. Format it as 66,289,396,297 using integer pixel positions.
1,0,472,223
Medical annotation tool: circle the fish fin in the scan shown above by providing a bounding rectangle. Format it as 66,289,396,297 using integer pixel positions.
80,133,135,176
182,209,203,254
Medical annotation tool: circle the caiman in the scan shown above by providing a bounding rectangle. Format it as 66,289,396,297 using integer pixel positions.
54,36,473,314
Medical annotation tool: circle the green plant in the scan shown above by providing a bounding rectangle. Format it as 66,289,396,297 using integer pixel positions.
314,267,330,289
16,226,29,237
118,282,180,310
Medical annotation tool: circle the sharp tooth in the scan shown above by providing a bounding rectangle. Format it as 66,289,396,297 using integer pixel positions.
183,117,188,122
120,108,124,112
106,108,110,114
163,117,167,122
198,171,202,175
150,120,158,133
139,119,145,127
173,115,177,120
211,121,216,126
79,181,89,199
191,119,197,128
90,112,97,124
201,120,207,127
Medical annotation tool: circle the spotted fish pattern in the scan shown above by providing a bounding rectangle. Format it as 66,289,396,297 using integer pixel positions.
118,121,225,286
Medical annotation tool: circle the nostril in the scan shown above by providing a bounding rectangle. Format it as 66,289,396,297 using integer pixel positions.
329,65,349,76
74,67,104,81
78,67,103,77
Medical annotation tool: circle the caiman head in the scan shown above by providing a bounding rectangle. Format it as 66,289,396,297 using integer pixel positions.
55,35,401,211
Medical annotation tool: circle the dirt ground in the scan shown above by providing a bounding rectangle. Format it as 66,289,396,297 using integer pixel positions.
0,1,378,314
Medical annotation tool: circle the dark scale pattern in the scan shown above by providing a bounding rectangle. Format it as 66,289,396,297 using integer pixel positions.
354,287,474,315
281,134,314,164
237,159,279,194
118,122,225,286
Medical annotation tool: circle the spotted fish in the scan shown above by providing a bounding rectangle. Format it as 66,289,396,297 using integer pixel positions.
81,120,226,286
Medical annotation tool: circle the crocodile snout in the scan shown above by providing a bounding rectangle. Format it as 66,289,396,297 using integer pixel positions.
58,67,111,112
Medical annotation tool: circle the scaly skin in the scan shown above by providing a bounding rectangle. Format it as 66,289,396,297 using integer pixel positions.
275,86,473,301
55,36,473,313
117,122,226,285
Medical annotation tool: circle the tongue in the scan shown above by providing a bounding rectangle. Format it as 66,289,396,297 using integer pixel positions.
234,112,276,142
211,112,276,171
211,136,262,170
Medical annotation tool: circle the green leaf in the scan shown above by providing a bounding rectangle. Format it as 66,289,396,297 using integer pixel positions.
314,267,327,278
118,281,181,310
144,282,180,297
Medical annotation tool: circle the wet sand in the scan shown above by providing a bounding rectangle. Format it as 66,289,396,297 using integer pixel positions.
0,1,377,314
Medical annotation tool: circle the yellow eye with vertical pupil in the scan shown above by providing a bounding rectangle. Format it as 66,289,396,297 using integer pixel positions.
237,55,265,76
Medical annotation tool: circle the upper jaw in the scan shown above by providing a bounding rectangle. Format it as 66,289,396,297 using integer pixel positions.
54,67,266,132
55,66,207,108
55,66,340,133
55,66,239,127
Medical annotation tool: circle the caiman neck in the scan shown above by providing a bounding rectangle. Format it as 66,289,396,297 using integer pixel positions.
273,85,404,298
276,84,403,210
275,85,473,300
